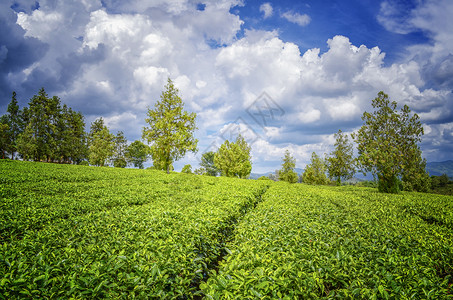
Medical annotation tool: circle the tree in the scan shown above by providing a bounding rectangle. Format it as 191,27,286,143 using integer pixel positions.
88,119,114,166
302,152,329,185
181,164,192,174
125,140,149,169
200,151,220,176
58,105,87,164
19,88,61,162
142,78,198,174
401,148,431,192
214,135,252,179
326,130,355,185
194,167,206,175
16,124,37,161
3,92,23,159
0,122,10,159
278,150,298,183
353,91,427,193
112,131,128,168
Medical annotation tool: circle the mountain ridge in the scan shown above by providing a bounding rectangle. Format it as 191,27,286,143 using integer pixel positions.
250,160,453,180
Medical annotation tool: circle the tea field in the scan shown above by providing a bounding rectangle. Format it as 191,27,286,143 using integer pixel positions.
0,160,452,299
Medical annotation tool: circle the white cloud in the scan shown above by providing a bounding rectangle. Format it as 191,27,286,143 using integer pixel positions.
281,11,311,26
17,10,63,40
377,1,415,34
259,3,273,19
298,108,321,124
7,0,453,171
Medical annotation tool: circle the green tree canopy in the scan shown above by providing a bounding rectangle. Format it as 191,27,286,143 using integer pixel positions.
0,122,10,159
200,151,220,176
326,129,355,186
112,131,128,168
125,140,149,169
142,78,198,174
181,164,192,174
302,152,329,185
2,92,23,159
278,149,298,183
88,119,114,167
353,91,427,193
214,135,252,179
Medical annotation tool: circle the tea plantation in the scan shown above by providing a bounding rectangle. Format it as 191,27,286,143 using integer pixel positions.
1,160,452,299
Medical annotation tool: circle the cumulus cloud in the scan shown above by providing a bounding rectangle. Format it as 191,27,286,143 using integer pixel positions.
281,11,311,26
259,3,273,19
1,0,452,171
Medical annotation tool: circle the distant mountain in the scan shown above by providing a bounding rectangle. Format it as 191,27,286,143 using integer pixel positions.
250,168,304,180
426,160,453,178
250,161,453,180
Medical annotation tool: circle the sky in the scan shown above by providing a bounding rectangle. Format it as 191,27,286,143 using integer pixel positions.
0,0,452,173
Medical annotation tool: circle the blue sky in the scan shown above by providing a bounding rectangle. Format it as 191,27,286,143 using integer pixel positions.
1,0,452,173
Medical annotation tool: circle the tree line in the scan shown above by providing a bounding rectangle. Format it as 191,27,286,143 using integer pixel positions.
0,81,430,194
185,92,430,194
254,91,429,193
0,88,149,168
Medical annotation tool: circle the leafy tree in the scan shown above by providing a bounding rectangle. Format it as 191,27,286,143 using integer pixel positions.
194,167,206,175
89,118,106,137
112,131,128,168
142,78,198,174
326,130,355,185
16,125,37,161
200,151,220,176
58,105,87,164
18,88,61,161
278,150,298,183
431,174,449,188
0,122,10,159
2,89,87,163
214,135,252,179
401,149,431,192
302,152,329,185
181,164,192,174
125,140,149,169
2,92,23,159
353,91,427,193
88,119,114,167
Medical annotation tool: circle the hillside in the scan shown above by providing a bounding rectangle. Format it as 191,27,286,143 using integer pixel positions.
1,160,452,298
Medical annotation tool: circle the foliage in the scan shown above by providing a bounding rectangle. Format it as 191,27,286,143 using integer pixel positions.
125,140,149,169
181,164,192,174
88,119,114,167
431,174,453,195
353,91,426,193
194,167,206,175
142,78,198,174
257,176,271,181
0,121,10,159
278,150,298,183
200,151,220,176
112,131,128,168
1,92,23,159
326,129,355,185
2,160,453,298
0,160,268,298
201,182,453,299
302,152,329,185
214,135,252,179
1,89,86,163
